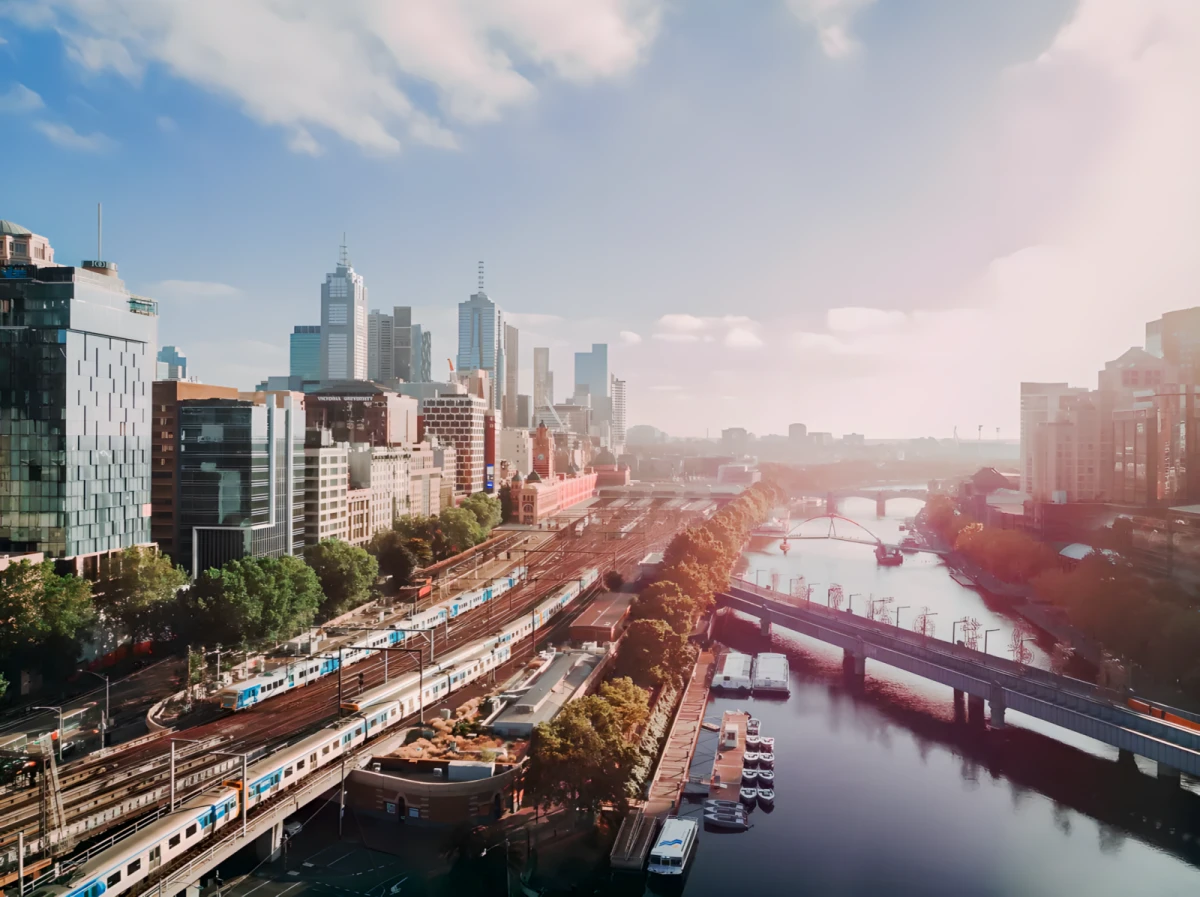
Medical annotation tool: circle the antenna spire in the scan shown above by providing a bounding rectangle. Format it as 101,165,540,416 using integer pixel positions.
97,202,102,259
478,260,484,293
339,232,349,267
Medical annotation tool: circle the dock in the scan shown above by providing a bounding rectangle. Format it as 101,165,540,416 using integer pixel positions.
709,710,748,797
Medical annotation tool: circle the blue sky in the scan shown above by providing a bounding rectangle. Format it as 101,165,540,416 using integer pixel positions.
2,1,1197,438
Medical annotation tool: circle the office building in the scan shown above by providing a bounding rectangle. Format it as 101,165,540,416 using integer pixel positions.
1153,385,1200,504
722,427,750,456
305,382,418,447
408,443,443,517
290,325,322,381
1029,394,1103,503
504,323,519,427
1019,382,1088,494
1147,307,1200,383
368,310,394,382
789,423,808,443
320,241,368,381
349,444,411,545
500,429,533,478
1096,348,1174,497
177,392,304,574
1,229,156,558
611,376,627,449
0,219,54,264
157,346,188,380
456,277,504,413
151,380,240,564
574,343,609,426
304,438,350,545
533,346,553,411
392,307,413,381
1112,407,1156,506
419,394,488,495
410,324,431,382
516,394,532,429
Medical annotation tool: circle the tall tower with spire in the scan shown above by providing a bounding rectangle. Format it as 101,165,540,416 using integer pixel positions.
456,260,505,412
320,235,368,381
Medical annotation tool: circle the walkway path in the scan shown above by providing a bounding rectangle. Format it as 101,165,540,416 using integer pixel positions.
644,650,713,817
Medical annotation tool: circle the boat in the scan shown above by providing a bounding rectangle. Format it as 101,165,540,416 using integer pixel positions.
648,816,698,876
712,651,754,691
875,544,904,566
758,735,774,751
758,752,774,769
752,653,791,695
704,811,750,832
741,767,758,785
743,751,760,767
745,734,761,749
757,769,774,785
746,717,761,736
757,788,775,807
704,799,744,812
739,786,758,803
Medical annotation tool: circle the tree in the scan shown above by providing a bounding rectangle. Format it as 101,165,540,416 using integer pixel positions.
528,695,639,814
177,556,323,646
461,491,502,533
369,530,418,591
598,677,650,736
603,570,625,592
0,560,95,685
497,483,515,524
631,582,694,634
98,547,187,646
436,506,485,557
305,539,379,619
616,618,694,688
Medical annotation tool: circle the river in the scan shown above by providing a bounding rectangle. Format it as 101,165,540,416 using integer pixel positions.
625,497,1200,897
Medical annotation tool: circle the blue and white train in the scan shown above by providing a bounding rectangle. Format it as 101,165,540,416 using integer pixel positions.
33,701,405,897
215,568,526,711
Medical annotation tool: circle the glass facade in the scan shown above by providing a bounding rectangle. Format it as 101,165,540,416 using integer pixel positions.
0,263,156,557
290,325,321,381
456,292,504,410
177,395,304,574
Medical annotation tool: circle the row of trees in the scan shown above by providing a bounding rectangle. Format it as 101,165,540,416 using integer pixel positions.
924,494,1056,585
370,492,503,590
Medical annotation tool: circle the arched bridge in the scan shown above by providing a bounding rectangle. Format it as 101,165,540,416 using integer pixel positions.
758,513,947,556
827,487,928,515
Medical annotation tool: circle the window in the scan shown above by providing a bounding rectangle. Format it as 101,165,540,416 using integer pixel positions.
169,834,181,848
284,767,293,778
127,859,142,875
186,823,197,838
107,872,123,887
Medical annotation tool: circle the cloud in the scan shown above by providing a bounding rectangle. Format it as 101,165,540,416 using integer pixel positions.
652,332,700,343
650,384,683,392
0,83,42,112
148,280,242,302
25,0,665,155
653,313,762,346
287,127,321,156
507,312,566,328
32,120,115,151
725,327,763,349
619,330,643,345
825,306,906,333
155,114,177,132
785,0,875,59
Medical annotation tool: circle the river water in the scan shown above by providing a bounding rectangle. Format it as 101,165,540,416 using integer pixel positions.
624,497,1200,897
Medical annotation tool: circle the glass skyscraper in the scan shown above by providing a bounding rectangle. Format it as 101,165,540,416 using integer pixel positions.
0,248,156,558
457,290,505,411
320,242,368,381
411,324,432,382
290,325,321,381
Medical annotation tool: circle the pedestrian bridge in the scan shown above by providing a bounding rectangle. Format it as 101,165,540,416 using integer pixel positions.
717,577,1200,780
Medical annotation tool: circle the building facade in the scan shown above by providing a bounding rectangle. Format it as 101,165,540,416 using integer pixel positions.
410,324,432,382
500,428,533,477
514,470,598,524
1030,394,1103,503
533,346,552,412
0,219,54,264
305,383,419,447
1019,382,1089,494
610,375,627,450
573,343,609,428
1149,307,1200,384
367,310,394,382
504,323,519,428
349,444,411,542
0,240,157,558
290,325,322,381
408,443,443,517
304,441,350,545
420,394,488,496
156,346,188,380
457,290,505,412
320,244,368,381
176,393,304,574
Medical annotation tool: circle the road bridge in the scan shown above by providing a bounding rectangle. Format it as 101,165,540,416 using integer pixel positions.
717,577,1200,782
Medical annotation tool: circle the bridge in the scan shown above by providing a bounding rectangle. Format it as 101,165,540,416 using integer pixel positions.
758,513,948,557
794,488,929,516
717,577,1200,782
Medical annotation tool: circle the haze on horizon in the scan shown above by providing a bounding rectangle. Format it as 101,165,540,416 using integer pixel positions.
1,0,1195,440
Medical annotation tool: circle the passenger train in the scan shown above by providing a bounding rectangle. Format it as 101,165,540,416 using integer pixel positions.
32,567,600,897
215,568,526,711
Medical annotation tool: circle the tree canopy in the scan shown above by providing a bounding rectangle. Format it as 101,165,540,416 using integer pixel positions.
0,560,95,689
98,547,187,645
616,618,694,688
304,538,379,619
368,530,419,591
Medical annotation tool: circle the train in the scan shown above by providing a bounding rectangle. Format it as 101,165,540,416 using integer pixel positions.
1126,697,1200,734
31,567,601,897
214,568,526,711
32,703,405,897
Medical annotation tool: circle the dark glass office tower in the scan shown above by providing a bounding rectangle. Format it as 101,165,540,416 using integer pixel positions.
0,256,157,558
177,394,304,574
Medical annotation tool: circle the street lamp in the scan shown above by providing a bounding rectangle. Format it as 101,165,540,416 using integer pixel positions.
983,628,1000,656
80,670,109,746
918,612,938,638
481,836,512,897
951,618,969,645
32,706,64,762
848,593,862,614
895,605,909,629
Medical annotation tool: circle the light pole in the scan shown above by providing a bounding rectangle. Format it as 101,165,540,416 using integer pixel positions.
951,618,969,645
848,593,862,614
481,836,512,897
33,706,64,762
983,628,1000,656
895,605,909,630
919,612,938,638
80,670,110,746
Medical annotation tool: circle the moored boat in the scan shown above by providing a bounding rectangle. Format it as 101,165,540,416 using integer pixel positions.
704,798,743,812
743,751,760,767
745,734,761,749
757,788,775,807
704,811,750,832
758,752,774,769
746,717,761,736
740,786,758,803
741,767,758,785
756,769,774,785
758,735,774,751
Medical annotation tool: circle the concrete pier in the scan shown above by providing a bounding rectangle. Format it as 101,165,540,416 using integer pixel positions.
255,821,283,862
760,611,771,637
1158,762,1182,786
989,683,1006,728
967,695,986,727
842,649,865,686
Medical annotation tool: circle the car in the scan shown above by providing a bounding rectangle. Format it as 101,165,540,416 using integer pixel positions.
283,818,303,837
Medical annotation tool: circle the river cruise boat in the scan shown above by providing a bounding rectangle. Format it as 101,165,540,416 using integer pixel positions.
713,651,754,691
752,653,791,694
876,544,904,566
648,817,698,876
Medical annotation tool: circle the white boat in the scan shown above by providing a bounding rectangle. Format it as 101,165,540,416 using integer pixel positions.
746,717,761,736
740,786,758,804
704,811,749,831
757,788,775,807
758,752,774,769
745,734,761,749
704,799,743,812
758,735,774,751
648,817,698,876
757,769,774,785
752,653,791,694
713,652,754,691
741,767,758,785
743,751,760,767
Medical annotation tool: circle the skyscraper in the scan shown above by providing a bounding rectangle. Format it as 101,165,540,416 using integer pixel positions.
367,310,394,381
574,343,610,429
611,376,627,448
0,225,156,558
392,306,413,381
456,267,504,412
504,323,520,427
157,346,188,380
290,325,321,381
411,325,432,382
534,346,552,410
320,240,368,381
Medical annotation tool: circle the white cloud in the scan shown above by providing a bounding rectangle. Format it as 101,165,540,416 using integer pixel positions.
725,327,763,349
652,332,700,343
619,330,643,345
287,127,322,157
32,120,114,151
148,280,242,302
0,82,42,112
785,0,875,59
825,306,906,333
507,312,566,328
26,0,665,154
155,114,177,132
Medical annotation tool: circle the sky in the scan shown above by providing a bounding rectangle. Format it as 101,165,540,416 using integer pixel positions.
1,0,1196,439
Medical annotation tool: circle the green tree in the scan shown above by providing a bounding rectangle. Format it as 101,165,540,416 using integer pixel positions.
631,582,694,633
598,677,650,736
528,695,639,814
0,560,95,685
497,483,515,524
461,491,502,533
369,530,419,590
616,618,694,688
603,570,626,592
304,538,379,619
436,506,484,557
98,547,187,645
178,556,322,646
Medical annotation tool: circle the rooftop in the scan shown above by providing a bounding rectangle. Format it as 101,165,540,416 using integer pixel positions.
0,220,33,237
491,650,603,735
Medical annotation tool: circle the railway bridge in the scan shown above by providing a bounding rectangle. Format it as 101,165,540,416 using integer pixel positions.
717,577,1200,782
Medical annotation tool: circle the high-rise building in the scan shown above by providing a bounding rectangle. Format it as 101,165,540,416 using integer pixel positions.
367,310,394,382
1146,307,1200,384
392,306,413,381
176,392,304,574
611,375,627,449
1019,382,1088,494
348,444,411,544
504,323,520,428
320,240,368,381
574,343,610,426
290,325,322,381
456,275,505,412
1030,394,1103,503
304,438,350,545
157,346,188,380
1112,407,1156,506
419,394,489,495
722,427,750,456
501,428,533,477
0,228,157,558
533,347,552,411
516,394,532,429
788,423,808,443
411,325,432,382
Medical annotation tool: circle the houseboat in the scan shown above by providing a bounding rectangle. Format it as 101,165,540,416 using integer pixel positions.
648,817,698,876
752,653,791,694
